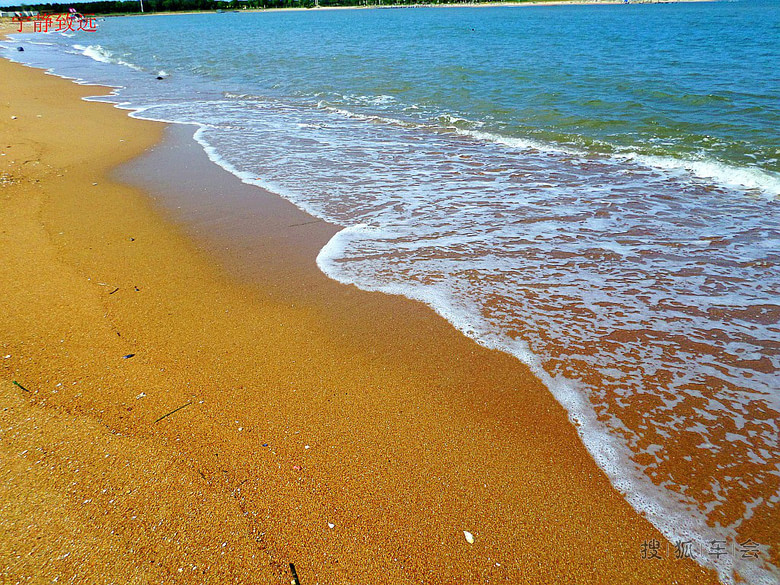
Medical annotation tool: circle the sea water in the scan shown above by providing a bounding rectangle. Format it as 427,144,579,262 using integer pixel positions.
3,2,778,583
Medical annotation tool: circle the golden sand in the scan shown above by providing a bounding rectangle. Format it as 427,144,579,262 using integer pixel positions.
0,46,721,583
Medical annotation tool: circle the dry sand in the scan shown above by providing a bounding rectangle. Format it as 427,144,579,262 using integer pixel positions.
0,43,721,584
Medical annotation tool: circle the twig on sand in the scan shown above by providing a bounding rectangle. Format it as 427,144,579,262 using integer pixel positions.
109,287,120,295
290,563,301,585
12,381,30,392
287,219,322,228
153,401,192,424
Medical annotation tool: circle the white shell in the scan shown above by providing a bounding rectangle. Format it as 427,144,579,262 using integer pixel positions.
463,530,475,544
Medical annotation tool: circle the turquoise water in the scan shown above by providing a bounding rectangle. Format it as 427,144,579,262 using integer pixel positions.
42,2,780,186
3,3,779,583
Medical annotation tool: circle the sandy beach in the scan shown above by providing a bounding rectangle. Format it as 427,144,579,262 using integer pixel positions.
0,29,725,585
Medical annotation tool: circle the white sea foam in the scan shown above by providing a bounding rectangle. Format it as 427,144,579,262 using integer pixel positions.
72,44,144,72
314,102,780,201
455,126,577,156
459,127,780,199
624,152,780,198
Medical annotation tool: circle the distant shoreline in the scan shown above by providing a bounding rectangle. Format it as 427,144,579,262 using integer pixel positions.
0,0,719,21
255,0,718,13
155,0,719,16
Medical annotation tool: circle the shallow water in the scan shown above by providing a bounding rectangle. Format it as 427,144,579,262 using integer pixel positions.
3,2,778,583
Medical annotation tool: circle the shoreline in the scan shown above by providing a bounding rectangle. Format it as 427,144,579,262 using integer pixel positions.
0,0,719,22
0,36,723,585
128,0,719,18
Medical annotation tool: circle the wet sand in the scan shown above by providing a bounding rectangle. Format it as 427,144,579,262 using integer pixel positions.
0,51,721,583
